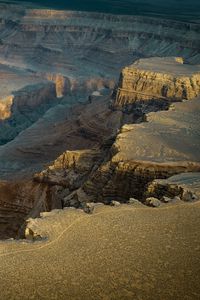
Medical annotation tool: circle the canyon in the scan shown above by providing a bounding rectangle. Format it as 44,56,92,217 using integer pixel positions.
0,2,200,299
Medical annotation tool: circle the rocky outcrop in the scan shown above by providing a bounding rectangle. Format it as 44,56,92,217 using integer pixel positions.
0,82,58,145
37,73,71,98
34,149,103,189
147,172,200,202
113,57,200,109
82,97,200,203
0,95,14,120
0,3,200,178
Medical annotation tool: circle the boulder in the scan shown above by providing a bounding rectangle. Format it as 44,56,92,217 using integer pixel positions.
83,203,95,214
145,197,161,207
182,190,198,202
111,201,121,207
128,198,142,205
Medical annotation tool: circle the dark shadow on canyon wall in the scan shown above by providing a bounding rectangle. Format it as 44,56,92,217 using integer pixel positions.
0,0,200,21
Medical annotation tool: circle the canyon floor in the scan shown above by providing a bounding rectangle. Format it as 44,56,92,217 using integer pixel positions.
0,2,200,300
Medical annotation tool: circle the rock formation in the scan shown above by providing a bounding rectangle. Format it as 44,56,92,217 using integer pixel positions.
30,95,200,211
0,80,57,144
81,96,200,203
113,57,200,109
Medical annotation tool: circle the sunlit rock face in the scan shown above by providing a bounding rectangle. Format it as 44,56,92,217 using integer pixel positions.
113,57,200,109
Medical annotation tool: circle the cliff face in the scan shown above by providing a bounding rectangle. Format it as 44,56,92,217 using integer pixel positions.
81,96,200,203
113,57,200,109
30,96,200,209
0,180,50,239
0,81,58,145
0,4,200,178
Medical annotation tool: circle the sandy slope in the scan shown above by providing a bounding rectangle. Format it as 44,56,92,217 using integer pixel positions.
0,203,200,300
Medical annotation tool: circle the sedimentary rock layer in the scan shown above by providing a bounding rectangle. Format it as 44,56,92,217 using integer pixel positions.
0,4,200,80
113,57,200,109
82,97,200,202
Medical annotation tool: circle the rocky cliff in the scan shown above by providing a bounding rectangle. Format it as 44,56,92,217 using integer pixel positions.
79,96,200,204
30,95,200,210
113,57,200,109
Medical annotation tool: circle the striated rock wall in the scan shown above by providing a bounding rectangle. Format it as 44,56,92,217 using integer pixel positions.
0,180,50,239
0,5,200,80
82,97,200,203
113,57,200,109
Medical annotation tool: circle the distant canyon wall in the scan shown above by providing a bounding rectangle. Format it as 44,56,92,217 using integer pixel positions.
0,6,200,78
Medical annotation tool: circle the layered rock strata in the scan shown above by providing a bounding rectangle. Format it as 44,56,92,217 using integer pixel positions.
82,97,200,203
0,180,51,239
31,96,200,210
113,57,200,109
147,172,200,201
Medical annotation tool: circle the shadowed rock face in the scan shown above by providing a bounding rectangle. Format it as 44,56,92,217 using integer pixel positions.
1,0,200,21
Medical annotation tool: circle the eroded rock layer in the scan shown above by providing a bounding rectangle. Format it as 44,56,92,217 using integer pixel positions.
31,96,200,210
82,97,200,203
113,57,200,109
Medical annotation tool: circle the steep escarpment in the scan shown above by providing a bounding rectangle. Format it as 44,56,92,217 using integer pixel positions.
31,95,200,211
0,95,122,238
113,57,200,110
83,97,200,203
0,180,50,239
0,57,199,238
